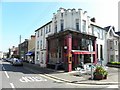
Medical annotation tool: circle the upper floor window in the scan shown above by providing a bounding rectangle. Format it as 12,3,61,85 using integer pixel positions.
37,41,39,49
46,26,48,34
82,20,86,32
91,25,94,35
40,40,42,49
115,41,117,45
99,29,103,40
94,26,103,39
37,31,39,37
41,29,43,36
60,20,64,31
54,21,57,33
36,51,39,60
61,13,63,18
76,19,79,31
110,41,113,49
49,25,51,32
55,16,56,20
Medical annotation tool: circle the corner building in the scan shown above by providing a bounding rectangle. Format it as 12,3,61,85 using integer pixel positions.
35,8,107,72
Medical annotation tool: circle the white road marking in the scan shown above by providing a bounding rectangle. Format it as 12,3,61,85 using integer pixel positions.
24,67,62,82
10,83,16,90
107,85,118,88
39,74,63,82
3,67,9,78
19,76,47,82
66,82,119,88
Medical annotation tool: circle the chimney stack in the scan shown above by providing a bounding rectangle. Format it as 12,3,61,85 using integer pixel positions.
90,17,96,22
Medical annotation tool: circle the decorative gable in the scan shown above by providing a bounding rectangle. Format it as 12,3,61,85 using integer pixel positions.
109,30,113,37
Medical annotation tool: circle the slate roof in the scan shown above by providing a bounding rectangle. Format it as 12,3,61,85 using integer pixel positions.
115,31,120,36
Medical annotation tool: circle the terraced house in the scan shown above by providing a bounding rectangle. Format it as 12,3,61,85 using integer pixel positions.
35,8,108,72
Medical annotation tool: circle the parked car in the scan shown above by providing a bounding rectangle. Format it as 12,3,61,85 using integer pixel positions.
11,58,23,66
8,58,14,62
5,58,13,62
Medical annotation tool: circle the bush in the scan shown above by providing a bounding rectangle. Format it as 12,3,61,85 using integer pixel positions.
93,66,108,80
108,62,120,65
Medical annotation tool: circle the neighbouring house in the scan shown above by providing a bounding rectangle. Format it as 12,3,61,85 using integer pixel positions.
91,23,107,65
115,31,120,62
3,52,7,58
11,46,19,58
104,26,119,63
18,39,28,61
35,8,108,72
35,21,52,67
25,35,35,63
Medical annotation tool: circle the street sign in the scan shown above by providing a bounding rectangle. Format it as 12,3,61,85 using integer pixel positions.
19,76,47,82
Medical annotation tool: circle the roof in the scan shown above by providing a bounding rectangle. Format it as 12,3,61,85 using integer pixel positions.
104,26,111,32
104,26,115,32
90,23,105,30
35,21,52,32
115,31,120,36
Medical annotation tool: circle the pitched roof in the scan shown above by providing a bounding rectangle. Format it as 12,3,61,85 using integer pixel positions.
104,26,115,32
115,31,120,36
104,26,111,32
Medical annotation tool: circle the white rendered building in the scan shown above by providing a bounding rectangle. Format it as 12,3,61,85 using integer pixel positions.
35,8,107,68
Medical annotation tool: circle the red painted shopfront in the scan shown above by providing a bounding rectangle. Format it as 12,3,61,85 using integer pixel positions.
46,30,97,72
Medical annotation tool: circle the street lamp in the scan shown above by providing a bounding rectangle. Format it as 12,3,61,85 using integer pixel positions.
90,39,93,80
64,46,67,50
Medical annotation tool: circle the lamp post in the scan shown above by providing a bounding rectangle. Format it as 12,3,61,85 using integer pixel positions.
90,39,93,80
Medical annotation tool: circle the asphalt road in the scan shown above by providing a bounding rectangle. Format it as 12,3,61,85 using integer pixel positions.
1,59,119,89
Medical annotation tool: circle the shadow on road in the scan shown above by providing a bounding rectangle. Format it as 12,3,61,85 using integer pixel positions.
1,61,65,75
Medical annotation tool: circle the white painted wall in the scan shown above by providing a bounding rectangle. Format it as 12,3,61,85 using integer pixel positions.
35,8,107,67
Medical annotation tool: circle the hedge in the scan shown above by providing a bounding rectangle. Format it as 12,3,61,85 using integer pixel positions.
107,62,120,65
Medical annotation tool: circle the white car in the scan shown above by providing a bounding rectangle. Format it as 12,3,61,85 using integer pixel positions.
7,58,13,62
11,58,23,66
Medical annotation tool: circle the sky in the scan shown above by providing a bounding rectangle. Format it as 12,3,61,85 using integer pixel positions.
0,0,119,52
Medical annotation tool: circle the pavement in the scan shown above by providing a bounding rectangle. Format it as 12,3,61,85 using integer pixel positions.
23,62,119,85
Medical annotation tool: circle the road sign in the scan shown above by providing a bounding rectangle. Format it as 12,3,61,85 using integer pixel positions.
19,76,47,82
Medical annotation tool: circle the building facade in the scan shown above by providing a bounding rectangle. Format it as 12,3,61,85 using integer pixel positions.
104,26,119,62
91,24,107,65
18,39,28,61
35,21,52,67
35,8,107,71
26,35,35,63
115,31,120,62
11,46,19,58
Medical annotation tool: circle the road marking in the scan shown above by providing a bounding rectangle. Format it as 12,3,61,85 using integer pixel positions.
19,76,47,82
107,85,118,88
3,67,9,78
66,83,119,88
24,67,63,83
10,83,16,90
39,74,63,83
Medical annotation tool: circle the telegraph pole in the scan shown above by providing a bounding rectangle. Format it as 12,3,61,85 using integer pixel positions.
19,35,21,59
